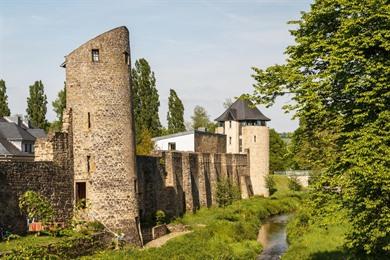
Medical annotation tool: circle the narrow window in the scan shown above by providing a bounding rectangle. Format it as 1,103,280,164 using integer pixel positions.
87,112,91,129
87,155,91,173
76,182,87,209
92,49,99,62
124,51,130,65
239,139,242,153
229,137,232,145
229,121,232,128
254,135,257,142
134,179,137,193
168,142,176,150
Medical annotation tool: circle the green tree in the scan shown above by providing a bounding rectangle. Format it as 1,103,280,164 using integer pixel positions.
132,58,161,138
247,0,389,256
26,80,48,130
136,128,155,155
50,83,66,132
269,128,288,173
0,79,10,117
167,89,185,134
191,105,216,132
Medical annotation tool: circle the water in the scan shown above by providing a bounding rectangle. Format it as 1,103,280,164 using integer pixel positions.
257,214,292,260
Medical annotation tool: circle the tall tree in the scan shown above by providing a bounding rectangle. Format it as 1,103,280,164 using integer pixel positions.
132,58,161,138
50,83,66,132
223,98,233,109
0,79,10,117
26,80,48,130
247,0,389,256
167,89,185,134
191,105,216,132
269,128,288,173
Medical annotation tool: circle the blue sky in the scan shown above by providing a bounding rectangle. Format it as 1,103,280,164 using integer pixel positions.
0,0,312,132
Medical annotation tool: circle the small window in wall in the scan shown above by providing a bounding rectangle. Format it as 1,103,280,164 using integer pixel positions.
124,51,130,65
24,143,33,153
92,49,99,62
87,112,91,129
168,142,176,150
229,121,232,128
76,182,87,209
239,139,243,153
254,135,257,143
87,155,91,173
229,137,232,145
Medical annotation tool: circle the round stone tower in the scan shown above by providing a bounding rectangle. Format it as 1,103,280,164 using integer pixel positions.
62,26,141,244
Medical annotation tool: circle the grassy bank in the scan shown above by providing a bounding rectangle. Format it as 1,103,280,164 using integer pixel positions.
86,192,303,259
282,204,351,260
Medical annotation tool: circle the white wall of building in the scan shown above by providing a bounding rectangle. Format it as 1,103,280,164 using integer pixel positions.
154,133,195,151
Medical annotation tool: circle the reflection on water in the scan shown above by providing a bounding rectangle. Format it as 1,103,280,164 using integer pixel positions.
257,214,292,260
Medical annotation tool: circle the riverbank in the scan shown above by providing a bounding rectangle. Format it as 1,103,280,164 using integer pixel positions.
85,192,304,259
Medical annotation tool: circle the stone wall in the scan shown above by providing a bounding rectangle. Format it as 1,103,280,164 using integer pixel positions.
194,131,226,153
137,151,250,225
0,161,73,234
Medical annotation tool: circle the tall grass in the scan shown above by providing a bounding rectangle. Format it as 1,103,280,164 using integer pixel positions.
87,193,303,259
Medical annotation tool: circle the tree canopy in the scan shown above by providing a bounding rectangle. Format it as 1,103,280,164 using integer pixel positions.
269,128,289,173
167,89,185,134
50,83,66,132
247,0,389,256
0,79,10,117
132,58,161,138
26,80,48,130
191,105,216,132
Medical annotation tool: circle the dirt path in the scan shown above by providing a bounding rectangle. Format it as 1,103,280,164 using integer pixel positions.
143,231,192,248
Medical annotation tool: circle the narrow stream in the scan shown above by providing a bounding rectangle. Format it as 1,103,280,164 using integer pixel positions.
257,214,292,260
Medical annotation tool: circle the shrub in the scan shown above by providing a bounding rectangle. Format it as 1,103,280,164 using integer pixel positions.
155,210,167,225
216,179,241,207
265,175,277,195
19,191,54,224
288,176,302,191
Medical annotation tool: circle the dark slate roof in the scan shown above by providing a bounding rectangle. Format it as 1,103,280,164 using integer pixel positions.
27,129,47,139
0,122,36,141
0,134,24,155
215,97,270,122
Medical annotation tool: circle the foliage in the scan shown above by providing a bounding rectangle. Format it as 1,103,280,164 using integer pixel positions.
155,210,167,225
167,89,185,134
18,191,54,224
85,195,302,259
191,105,216,132
136,128,155,155
269,128,289,172
26,80,49,130
247,0,389,255
288,176,302,191
132,58,161,138
264,175,277,196
0,79,10,117
216,178,241,207
50,83,66,132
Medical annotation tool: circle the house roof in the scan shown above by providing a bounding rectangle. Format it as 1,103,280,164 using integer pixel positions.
27,128,47,139
215,97,270,122
0,134,24,155
152,130,195,142
0,122,36,141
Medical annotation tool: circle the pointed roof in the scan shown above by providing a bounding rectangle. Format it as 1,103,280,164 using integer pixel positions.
215,97,270,122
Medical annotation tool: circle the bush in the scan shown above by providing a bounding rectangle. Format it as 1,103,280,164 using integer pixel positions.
288,176,302,191
265,175,277,195
155,210,167,225
19,191,54,224
216,179,241,207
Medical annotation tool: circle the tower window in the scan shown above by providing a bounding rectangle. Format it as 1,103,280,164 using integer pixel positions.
254,135,257,142
87,112,91,129
229,137,232,145
87,155,91,173
168,142,176,150
124,51,130,65
229,121,232,128
92,49,99,62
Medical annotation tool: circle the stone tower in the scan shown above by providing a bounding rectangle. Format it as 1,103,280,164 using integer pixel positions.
62,26,141,244
215,97,270,196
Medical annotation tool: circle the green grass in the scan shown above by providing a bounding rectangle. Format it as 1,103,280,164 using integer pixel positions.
282,207,351,260
85,194,303,259
273,175,290,194
0,235,64,252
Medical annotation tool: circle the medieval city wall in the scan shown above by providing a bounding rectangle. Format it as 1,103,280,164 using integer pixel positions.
136,151,250,224
0,132,73,234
